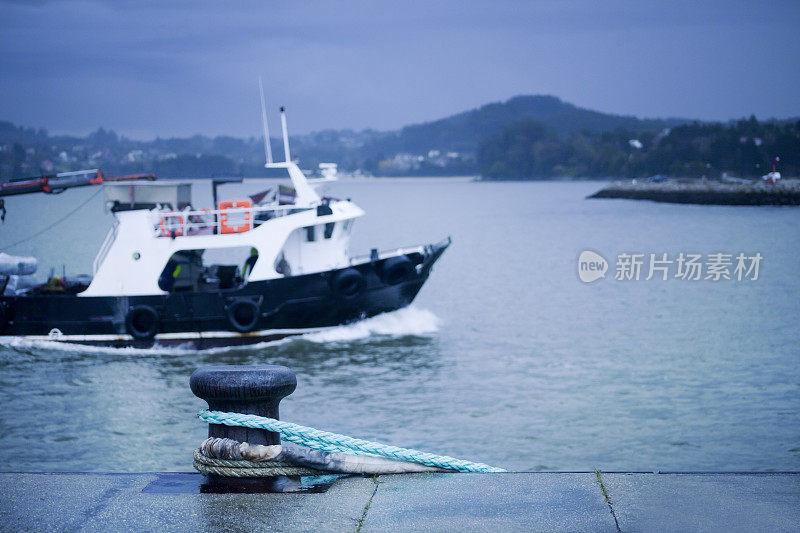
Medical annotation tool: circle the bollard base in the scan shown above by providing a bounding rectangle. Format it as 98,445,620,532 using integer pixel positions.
142,472,346,494
203,474,303,493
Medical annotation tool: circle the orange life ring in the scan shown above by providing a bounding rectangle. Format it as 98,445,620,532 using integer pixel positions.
218,199,252,234
159,213,185,236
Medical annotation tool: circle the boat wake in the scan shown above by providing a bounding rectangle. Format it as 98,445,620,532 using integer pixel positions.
0,306,441,356
301,306,440,343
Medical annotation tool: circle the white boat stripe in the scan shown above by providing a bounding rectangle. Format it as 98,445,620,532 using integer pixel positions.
0,326,331,342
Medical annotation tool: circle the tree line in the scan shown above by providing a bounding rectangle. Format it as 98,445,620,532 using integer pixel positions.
478,116,800,180
2,109,797,181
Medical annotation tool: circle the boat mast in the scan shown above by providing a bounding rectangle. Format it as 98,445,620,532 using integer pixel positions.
258,76,273,165
280,106,291,163
261,102,320,207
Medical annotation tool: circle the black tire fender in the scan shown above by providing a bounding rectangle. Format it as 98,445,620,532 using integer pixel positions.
125,305,159,341
227,299,260,333
0,302,9,331
331,268,365,298
381,255,414,285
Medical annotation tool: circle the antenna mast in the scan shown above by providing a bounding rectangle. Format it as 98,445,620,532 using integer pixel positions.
280,106,291,163
258,76,273,165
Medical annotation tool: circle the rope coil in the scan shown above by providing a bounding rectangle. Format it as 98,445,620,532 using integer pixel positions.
193,448,324,477
198,409,505,474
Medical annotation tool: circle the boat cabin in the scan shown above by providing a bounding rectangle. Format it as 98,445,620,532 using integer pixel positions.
80,172,364,297
104,181,192,212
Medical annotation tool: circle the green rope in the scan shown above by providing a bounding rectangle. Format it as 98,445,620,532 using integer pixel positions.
198,409,505,473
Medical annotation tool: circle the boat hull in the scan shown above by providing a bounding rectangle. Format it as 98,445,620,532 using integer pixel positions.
0,240,449,349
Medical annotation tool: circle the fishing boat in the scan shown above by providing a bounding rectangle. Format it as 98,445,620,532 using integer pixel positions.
0,107,449,348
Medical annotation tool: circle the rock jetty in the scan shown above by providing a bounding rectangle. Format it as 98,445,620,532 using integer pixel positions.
587,179,800,206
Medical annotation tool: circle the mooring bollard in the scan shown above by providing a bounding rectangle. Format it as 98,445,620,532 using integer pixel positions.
190,364,298,492
190,364,296,445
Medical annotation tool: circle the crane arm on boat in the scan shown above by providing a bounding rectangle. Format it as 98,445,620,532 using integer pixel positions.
0,169,156,223
0,169,155,198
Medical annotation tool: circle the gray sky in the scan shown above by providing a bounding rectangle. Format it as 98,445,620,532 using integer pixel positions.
1,0,798,139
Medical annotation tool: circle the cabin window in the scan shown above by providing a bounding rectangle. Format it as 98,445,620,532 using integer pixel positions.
275,252,291,276
343,219,353,232
158,247,257,293
158,250,204,293
305,226,316,242
324,222,335,239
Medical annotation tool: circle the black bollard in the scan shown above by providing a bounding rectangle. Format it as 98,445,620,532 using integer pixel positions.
190,364,298,492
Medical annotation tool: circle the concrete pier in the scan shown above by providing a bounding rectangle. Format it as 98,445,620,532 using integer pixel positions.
1,472,797,532
587,179,800,205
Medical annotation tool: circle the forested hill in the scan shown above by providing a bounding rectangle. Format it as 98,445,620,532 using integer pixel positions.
0,95,691,179
1,96,795,179
478,117,800,180
360,95,688,156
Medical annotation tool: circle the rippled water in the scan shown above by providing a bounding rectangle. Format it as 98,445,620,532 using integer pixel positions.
0,180,798,472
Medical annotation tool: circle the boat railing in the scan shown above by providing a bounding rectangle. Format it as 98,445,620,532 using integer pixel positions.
349,245,426,265
150,203,312,237
93,222,118,274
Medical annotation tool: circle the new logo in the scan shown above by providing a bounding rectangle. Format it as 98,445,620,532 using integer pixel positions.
578,250,608,283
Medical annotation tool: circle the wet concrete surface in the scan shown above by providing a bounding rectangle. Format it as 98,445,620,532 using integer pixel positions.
0,472,797,532
602,472,800,532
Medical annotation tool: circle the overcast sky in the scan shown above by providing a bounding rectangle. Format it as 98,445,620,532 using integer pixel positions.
1,1,798,139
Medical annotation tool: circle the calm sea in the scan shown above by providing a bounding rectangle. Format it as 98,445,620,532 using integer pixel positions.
0,179,798,472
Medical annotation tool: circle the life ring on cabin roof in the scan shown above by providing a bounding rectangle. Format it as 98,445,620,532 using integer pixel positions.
218,199,252,234
125,305,159,341
159,213,185,237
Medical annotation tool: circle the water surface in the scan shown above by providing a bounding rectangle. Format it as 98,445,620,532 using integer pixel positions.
0,180,798,472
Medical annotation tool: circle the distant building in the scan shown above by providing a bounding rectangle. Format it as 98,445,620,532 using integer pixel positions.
126,149,144,162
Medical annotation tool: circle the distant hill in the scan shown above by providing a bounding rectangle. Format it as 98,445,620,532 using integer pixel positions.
4,96,794,180
353,95,689,158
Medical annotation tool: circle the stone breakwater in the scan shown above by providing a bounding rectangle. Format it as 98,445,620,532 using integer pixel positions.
587,179,800,206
